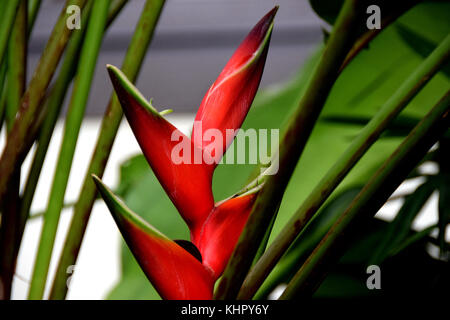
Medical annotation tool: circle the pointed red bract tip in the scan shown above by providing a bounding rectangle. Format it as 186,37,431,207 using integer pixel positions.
192,7,277,165
93,175,214,300
121,219,214,300
221,6,278,74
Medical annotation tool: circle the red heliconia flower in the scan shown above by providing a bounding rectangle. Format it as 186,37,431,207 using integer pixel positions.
95,7,277,300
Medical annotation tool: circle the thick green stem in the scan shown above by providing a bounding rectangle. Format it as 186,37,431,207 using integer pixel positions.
214,0,365,300
13,3,94,295
28,0,111,300
49,0,166,300
279,91,450,299
0,0,27,300
0,0,88,208
106,0,128,23
5,1,27,131
0,0,41,130
0,63,7,127
0,0,20,67
238,34,450,299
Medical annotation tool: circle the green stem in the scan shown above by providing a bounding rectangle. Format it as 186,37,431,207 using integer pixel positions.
0,0,41,129
0,62,7,128
5,1,27,131
0,0,88,208
214,0,365,300
27,0,42,36
29,197,102,220
387,225,437,258
238,34,450,299
14,3,94,294
26,0,124,144
17,0,124,277
0,0,27,300
49,0,166,300
107,0,128,23
0,0,20,66
28,0,111,300
279,91,450,299
339,0,420,72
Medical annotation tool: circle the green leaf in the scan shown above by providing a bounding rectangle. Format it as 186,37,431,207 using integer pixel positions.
280,90,450,298
387,224,437,257
321,114,421,138
115,154,150,197
309,0,344,25
396,23,450,77
369,179,436,265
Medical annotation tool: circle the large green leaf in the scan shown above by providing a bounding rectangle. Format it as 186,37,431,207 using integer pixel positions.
396,23,450,77
309,0,344,25
267,1,449,243
107,2,450,299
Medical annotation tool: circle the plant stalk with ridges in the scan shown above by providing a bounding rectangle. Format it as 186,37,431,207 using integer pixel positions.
0,0,27,300
0,0,88,208
28,0,111,300
49,0,166,300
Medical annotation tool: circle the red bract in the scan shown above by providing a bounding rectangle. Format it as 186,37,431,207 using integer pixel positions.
96,7,277,300
107,68,214,235
93,176,214,300
192,7,276,164
197,192,259,279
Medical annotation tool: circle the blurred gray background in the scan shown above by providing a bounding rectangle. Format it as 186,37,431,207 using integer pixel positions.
28,0,324,116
